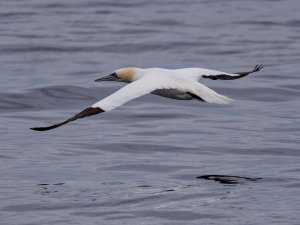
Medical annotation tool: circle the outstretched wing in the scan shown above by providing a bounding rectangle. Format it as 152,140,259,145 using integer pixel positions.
202,64,264,80
31,77,161,131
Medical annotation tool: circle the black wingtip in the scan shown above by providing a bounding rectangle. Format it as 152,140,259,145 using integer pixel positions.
31,127,41,131
253,64,264,72
30,107,105,131
30,127,50,131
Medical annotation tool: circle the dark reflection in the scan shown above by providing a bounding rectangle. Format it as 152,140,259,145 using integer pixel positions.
37,182,65,186
197,175,262,184
53,183,65,185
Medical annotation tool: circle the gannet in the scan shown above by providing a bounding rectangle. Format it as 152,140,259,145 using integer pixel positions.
31,65,263,131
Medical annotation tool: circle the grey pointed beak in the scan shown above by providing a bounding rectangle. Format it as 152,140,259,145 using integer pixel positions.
95,72,119,82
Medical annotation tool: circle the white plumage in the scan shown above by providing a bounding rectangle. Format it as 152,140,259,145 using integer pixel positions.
31,65,263,131
93,68,234,111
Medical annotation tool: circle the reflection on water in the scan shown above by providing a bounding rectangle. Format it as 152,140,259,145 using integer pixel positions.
197,175,262,185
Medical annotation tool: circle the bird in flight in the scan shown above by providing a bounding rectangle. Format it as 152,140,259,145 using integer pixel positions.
31,65,264,131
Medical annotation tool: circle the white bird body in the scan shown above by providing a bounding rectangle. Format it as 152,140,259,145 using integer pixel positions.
31,65,263,131
92,67,238,111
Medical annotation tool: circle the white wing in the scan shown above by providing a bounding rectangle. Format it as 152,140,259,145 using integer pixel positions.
31,76,160,131
199,65,264,80
176,65,263,81
92,76,162,111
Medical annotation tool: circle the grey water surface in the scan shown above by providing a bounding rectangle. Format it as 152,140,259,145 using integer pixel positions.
1,0,300,224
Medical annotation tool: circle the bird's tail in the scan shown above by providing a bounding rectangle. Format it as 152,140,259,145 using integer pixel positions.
200,90,234,104
192,82,234,105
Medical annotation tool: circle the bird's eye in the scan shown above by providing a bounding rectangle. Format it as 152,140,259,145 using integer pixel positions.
112,72,118,77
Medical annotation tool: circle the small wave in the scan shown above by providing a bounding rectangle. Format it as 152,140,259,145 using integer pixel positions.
0,85,102,113
237,19,300,28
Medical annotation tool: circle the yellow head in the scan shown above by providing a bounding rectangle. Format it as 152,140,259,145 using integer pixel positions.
95,67,137,83
114,67,136,82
